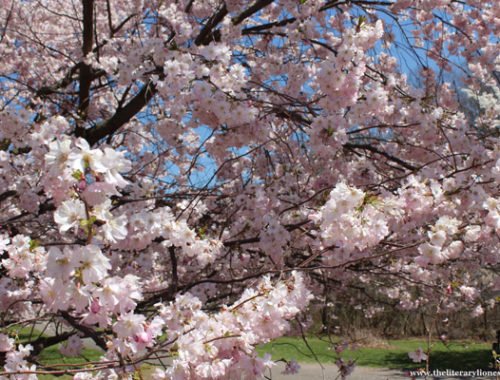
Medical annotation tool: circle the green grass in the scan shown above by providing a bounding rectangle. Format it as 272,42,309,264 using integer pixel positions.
32,341,103,380
37,345,102,364
4,326,104,380
4,327,493,378
257,337,492,371
8,327,160,379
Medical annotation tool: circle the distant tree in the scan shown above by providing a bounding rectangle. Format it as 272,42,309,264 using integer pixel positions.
459,81,499,137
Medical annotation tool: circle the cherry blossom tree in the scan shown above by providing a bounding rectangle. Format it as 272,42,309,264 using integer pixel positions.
0,0,498,378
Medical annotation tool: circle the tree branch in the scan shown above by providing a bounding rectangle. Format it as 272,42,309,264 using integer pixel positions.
0,190,16,203
232,0,274,25
79,81,157,145
30,332,74,357
194,3,228,46
78,0,95,120
59,311,107,351
344,143,418,171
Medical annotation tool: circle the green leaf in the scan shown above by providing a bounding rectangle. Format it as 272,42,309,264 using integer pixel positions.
364,194,379,206
197,226,207,238
72,169,84,181
29,239,39,251
80,216,97,227
356,16,367,32
79,216,97,234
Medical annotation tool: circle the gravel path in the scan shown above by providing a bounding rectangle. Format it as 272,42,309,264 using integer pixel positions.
267,363,500,380
268,363,407,379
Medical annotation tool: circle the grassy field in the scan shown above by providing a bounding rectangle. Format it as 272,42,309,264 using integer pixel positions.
257,336,493,371
35,345,103,380
3,327,102,380
3,329,493,378
35,337,493,378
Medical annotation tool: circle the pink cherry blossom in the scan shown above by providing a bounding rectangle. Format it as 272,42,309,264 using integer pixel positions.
59,335,84,357
408,348,428,363
54,199,87,234
75,245,111,285
282,360,301,375
0,334,14,352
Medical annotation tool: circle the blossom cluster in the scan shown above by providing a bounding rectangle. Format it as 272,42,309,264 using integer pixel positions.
310,183,391,256
153,271,312,379
416,216,464,266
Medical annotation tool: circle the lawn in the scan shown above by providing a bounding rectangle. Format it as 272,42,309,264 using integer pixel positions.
3,328,493,378
257,336,493,371
35,345,103,380
3,327,103,380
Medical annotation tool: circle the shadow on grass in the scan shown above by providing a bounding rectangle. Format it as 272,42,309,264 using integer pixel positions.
381,349,492,371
